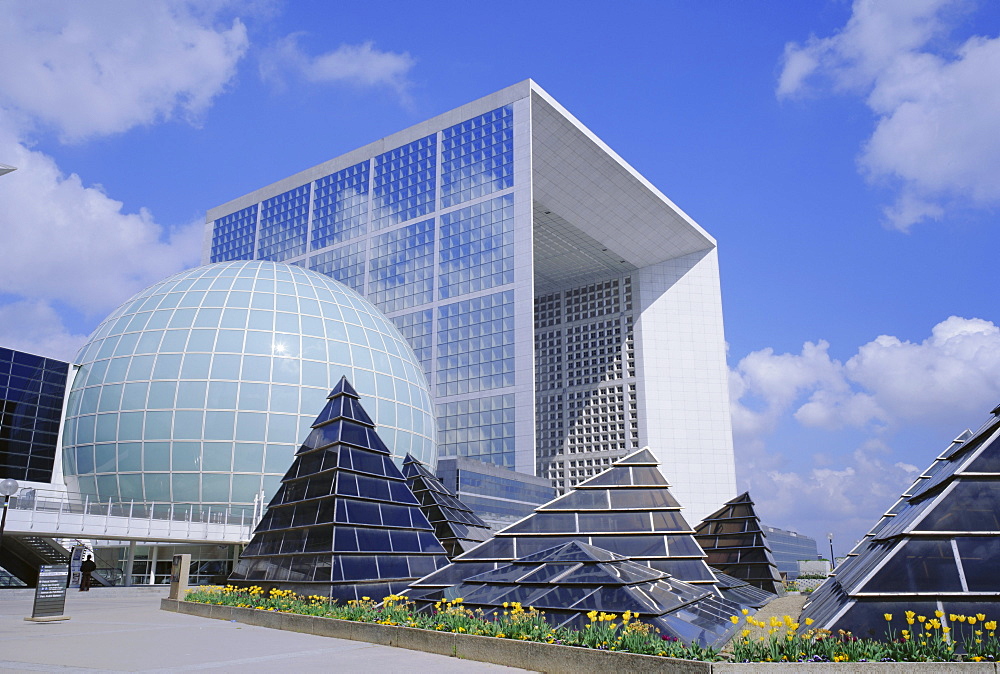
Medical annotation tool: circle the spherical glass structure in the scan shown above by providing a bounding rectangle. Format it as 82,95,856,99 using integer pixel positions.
62,261,435,510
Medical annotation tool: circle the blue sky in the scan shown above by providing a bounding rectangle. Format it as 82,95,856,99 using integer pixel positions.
2,0,999,553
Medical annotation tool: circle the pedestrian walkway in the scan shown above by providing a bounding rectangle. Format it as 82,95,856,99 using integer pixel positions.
0,589,533,673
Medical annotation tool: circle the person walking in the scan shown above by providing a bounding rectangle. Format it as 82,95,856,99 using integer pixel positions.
79,554,97,591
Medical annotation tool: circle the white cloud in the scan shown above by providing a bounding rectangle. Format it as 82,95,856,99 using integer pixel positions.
0,1,248,142
732,316,1000,435
777,0,1000,230
0,0,247,360
746,445,920,551
0,127,203,314
260,35,415,99
732,316,1000,545
0,299,90,362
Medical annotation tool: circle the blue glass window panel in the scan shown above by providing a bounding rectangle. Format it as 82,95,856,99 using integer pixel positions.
955,537,1000,591
436,393,515,464
440,105,513,208
391,309,432,377
917,481,1000,532
438,194,514,299
210,204,258,263
376,554,409,578
864,539,962,592
436,291,514,397
372,134,436,230
368,219,435,313
257,185,309,262
309,242,366,293
356,526,392,552
311,161,369,249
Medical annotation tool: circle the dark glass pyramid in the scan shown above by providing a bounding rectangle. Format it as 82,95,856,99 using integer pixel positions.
401,453,493,559
800,408,1000,637
407,447,722,600
418,540,748,649
694,492,784,595
229,377,449,600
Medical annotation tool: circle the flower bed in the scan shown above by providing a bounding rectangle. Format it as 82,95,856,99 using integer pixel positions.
178,586,1000,666
182,585,719,660
728,609,1000,663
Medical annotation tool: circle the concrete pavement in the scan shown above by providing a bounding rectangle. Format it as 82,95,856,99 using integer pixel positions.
0,589,534,673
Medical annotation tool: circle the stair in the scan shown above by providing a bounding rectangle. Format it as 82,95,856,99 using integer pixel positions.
0,535,71,586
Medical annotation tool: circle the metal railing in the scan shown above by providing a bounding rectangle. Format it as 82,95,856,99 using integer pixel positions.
4,487,259,542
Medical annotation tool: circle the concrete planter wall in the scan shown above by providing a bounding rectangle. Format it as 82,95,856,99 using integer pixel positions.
161,599,999,673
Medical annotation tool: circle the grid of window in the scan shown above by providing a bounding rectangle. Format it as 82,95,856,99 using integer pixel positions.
257,185,310,262
210,205,259,263
62,261,436,509
437,394,515,465
436,290,514,397
565,278,623,323
368,219,435,313
391,310,433,379
533,276,637,492
438,194,514,299
535,329,562,392
535,392,564,459
372,135,436,231
309,242,366,293
534,293,561,329
440,105,513,208
566,318,625,387
311,161,369,250
0,347,68,482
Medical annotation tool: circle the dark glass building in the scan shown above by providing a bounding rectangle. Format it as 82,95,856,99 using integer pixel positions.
435,455,555,529
0,347,70,483
761,524,820,580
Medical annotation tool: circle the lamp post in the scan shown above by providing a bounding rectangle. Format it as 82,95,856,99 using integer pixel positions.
0,478,19,557
827,532,835,570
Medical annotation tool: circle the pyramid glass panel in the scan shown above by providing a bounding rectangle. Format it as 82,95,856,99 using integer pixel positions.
407,447,728,603
419,541,748,649
801,407,1000,637
693,492,783,595
230,377,449,599
401,453,493,559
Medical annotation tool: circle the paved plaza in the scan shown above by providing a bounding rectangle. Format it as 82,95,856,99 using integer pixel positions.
0,589,533,673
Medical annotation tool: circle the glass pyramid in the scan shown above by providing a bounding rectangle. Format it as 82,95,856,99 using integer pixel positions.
694,492,784,596
800,408,1000,637
712,571,777,609
407,447,722,600
229,377,449,600
401,453,493,559
418,540,748,649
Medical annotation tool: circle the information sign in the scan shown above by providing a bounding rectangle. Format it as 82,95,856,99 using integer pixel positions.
29,564,70,621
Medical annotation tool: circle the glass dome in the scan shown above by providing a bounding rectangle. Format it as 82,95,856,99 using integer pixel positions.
61,261,435,510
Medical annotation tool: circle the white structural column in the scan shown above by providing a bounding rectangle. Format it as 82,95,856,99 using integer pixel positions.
634,247,736,523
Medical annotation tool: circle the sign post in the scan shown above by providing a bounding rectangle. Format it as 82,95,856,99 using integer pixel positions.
167,553,191,600
25,564,71,622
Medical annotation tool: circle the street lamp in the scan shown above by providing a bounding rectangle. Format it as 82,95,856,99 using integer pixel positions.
0,478,18,557
827,532,835,570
